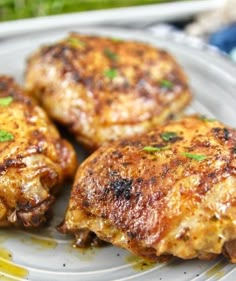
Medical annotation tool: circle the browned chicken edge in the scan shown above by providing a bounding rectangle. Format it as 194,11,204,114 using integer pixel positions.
0,76,77,228
25,33,192,150
59,115,236,263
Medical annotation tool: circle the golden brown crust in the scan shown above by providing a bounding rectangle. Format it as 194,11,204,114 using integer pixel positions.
0,76,77,228
60,115,236,262
25,33,191,150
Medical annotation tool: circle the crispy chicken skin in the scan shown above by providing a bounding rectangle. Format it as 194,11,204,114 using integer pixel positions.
60,115,236,262
0,76,77,228
25,33,191,150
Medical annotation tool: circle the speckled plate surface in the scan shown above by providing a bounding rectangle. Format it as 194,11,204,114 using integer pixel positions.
0,26,236,281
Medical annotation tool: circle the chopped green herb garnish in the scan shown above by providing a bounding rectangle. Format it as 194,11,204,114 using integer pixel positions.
0,96,13,106
160,79,173,89
161,132,178,142
199,115,216,122
182,152,207,162
104,68,117,79
143,145,170,152
67,37,86,48
111,38,123,42
104,48,118,61
0,130,14,142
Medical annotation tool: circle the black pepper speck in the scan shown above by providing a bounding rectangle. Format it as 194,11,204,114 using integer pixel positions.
110,178,133,199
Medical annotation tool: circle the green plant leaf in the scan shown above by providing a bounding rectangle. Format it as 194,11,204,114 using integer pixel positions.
160,79,173,89
143,145,170,152
111,38,123,42
161,132,178,142
182,152,207,162
104,48,118,61
0,96,13,106
104,68,117,79
199,115,216,122
67,37,86,48
0,130,14,142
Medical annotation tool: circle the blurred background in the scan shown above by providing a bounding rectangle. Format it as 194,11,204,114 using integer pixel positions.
0,0,180,21
0,0,235,61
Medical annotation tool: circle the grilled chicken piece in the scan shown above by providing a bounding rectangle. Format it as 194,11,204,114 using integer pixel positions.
25,33,191,150
60,115,236,262
0,76,77,228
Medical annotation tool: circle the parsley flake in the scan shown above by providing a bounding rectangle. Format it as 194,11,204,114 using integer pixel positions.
104,68,117,79
143,145,170,152
104,48,118,61
67,37,86,48
161,132,178,142
160,79,173,89
111,38,123,42
0,96,13,106
199,115,216,122
182,152,207,162
0,130,14,142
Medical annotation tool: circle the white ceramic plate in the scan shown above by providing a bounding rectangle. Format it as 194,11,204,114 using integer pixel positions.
0,27,236,281
0,0,224,38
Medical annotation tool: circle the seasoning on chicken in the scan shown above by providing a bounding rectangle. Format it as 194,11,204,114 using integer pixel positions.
59,115,236,263
0,76,77,228
25,33,191,150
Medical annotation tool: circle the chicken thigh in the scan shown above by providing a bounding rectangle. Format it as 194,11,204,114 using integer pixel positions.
60,115,236,262
0,76,77,228
25,33,191,150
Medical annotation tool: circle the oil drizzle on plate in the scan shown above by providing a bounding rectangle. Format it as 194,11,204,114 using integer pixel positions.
73,246,100,262
19,235,57,250
0,231,12,244
29,236,57,249
0,246,28,280
205,261,226,279
0,275,21,281
125,254,157,271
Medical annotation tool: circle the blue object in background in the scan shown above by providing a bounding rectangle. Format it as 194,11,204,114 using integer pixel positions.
230,47,236,62
209,23,236,60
